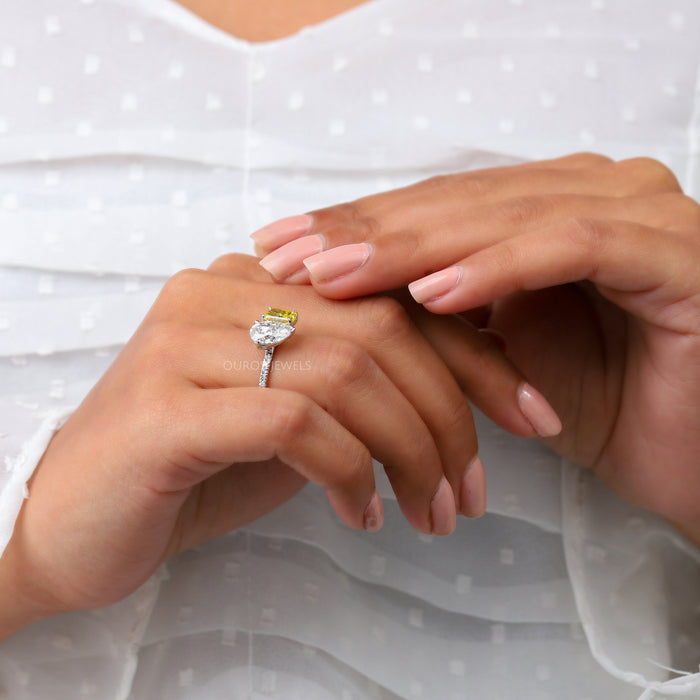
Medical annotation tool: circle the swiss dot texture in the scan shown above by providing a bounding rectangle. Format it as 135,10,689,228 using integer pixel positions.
0,2,699,699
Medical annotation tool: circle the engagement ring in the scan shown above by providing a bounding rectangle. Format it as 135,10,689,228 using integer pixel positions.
250,307,298,387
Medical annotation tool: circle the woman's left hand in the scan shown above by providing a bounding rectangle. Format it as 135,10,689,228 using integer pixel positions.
253,154,700,544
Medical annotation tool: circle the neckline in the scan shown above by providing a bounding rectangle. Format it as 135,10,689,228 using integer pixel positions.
144,0,387,51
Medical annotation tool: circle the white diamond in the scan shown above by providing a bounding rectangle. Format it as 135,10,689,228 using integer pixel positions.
250,321,294,347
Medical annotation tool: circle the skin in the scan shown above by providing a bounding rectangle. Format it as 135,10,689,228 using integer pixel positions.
0,255,537,639
172,0,370,42
257,154,700,547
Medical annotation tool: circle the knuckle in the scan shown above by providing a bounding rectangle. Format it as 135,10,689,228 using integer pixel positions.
337,200,362,221
441,394,474,440
323,204,382,243
345,213,382,241
423,173,454,194
166,266,207,290
359,295,412,341
206,253,252,273
396,425,441,476
651,192,700,232
333,200,369,225
314,188,386,230
209,253,271,283
617,157,682,192
675,194,700,230
425,172,492,200
332,443,372,491
268,393,316,444
566,151,614,168
316,339,375,390
496,195,552,229
134,319,185,375
157,267,207,312
563,217,609,256
492,241,520,276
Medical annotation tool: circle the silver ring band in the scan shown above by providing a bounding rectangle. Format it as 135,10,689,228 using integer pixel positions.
259,347,275,387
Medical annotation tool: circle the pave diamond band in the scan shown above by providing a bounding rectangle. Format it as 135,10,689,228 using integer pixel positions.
250,308,297,387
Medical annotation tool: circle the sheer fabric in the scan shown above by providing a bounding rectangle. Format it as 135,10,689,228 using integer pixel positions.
1,1,699,697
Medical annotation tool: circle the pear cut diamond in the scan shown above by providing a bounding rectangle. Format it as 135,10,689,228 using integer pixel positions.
250,320,295,348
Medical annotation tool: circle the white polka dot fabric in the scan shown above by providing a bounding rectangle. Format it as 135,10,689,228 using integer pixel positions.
1,1,699,698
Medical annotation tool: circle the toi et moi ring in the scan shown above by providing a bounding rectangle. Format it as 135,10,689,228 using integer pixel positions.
250,307,298,387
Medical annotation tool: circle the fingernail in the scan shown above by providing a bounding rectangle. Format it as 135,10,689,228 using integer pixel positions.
517,382,562,437
363,491,384,532
250,214,313,251
303,243,371,283
430,477,456,536
283,267,311,285
460,456,486,518
408,266,462,304
259,234,324,281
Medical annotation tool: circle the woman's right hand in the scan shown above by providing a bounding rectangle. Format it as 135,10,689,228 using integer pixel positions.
0,253,537,636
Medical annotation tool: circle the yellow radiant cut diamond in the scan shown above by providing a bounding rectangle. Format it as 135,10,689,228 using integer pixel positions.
263,308,298,325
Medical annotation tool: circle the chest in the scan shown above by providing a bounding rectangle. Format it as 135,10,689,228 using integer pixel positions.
171,0,370,42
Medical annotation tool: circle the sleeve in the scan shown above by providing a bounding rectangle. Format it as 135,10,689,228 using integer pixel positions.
0,281,165,700
562,65,700,700
0,400,75,557
0,269,159,559
562,459,700,699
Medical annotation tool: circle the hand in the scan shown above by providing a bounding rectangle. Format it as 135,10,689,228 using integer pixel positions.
253,154,700,545
0,254,539,636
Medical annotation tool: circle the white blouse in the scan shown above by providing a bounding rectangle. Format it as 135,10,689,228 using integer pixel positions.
0,1,699,698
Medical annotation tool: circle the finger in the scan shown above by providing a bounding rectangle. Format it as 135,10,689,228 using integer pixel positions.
307,157,681,239
320,296,478,521
524,154,681,195
410,218,700,333
409,309,561,442
251,156,615,255
297,190,691,299
533,152,613,170
253,155,670,265
249,213,315,256
257,159,685,295
284,335,455,534
156,386,383,533
207,252,275,282
192,277,470,526
184,328,455,534
166,458,308,555
262,293,471,526
193,291,558,452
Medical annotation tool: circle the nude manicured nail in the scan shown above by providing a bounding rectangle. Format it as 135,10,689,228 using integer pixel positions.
430,477,457,536
283,267,311,285
259,234,324,281
517,382,563,438
303,243,372,283
408,266,463,304
250,214,313,251
363,491,384,532
460,456,486,518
